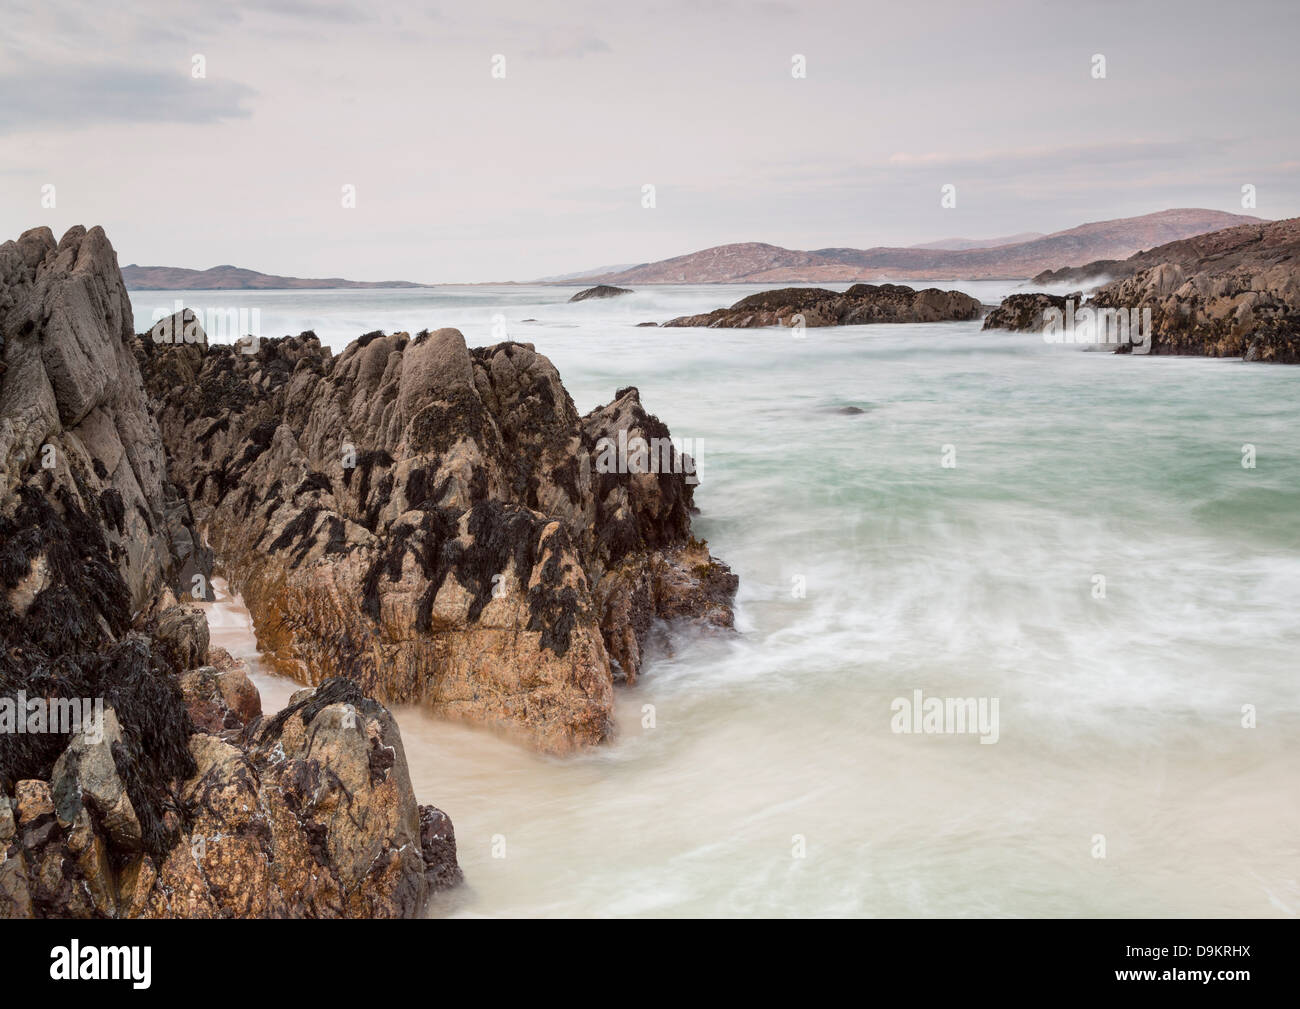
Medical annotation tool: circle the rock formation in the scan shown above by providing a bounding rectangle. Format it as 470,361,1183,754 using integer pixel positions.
987,218,1300,362
1,226,458,918
138,321,738,752
568,285,633,302
981,293,1075,332
1087,218,1300,362
663,283,983,328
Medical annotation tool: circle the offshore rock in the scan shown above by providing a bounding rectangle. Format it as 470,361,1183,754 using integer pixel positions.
663,283,982,328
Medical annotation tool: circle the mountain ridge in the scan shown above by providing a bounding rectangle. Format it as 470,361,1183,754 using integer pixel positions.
122,263,430,290
564,209,1265,285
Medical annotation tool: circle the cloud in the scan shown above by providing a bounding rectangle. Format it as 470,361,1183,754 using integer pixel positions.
0,64,256,134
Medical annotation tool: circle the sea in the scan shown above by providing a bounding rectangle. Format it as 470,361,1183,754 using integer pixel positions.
136,281,1300,918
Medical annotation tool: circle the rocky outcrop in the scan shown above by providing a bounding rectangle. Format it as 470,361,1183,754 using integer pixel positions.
569,285,632,302
992,218,1300,361
1088,218,1300,362
138,322,737,751
981,292,1075,332
0,226,211,611
662,283,983,328
3,662,459,918
1,225,459,918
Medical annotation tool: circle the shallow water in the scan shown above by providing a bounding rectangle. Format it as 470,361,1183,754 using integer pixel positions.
154,283,1300,918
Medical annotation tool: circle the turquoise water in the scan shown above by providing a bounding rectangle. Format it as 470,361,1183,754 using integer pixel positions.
140,284,1300,917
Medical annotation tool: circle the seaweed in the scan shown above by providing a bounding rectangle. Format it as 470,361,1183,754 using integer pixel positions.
266,505,324,567
98,488,125,534
294,471,333,497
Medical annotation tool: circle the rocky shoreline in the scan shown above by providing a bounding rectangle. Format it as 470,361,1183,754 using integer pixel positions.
986,217,1300,363
662,283,983,328
1,224,736,917
138,326,736,752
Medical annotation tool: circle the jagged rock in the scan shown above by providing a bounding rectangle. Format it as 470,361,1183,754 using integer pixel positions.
0,225,211,612
594,540,738,682
0,226,461,919
1032,259,1133,286
147,307,207,347
569,285,632,302
3,672,453,918
664,283,983,328
0,778,117,918
138,327,737,752
206,647,262,723
49,706,143,853
142,679,434,918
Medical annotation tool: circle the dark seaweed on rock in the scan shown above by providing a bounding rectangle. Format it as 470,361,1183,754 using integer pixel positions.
0,478,197,860
0,636,197,862
257,675,373,745
0,486,131,649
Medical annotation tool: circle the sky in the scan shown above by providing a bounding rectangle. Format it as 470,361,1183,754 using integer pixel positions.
2,0,1297,282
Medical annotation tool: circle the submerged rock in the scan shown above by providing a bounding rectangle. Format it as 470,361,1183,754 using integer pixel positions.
663,283,982,328
569,284,633,302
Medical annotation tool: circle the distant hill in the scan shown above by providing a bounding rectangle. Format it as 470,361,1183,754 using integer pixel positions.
122,264,429,290
909,231,1044,251
569,210,1265,284
536,263,639,282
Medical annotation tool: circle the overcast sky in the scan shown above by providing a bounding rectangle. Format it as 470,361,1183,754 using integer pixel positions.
2,0,1297,282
